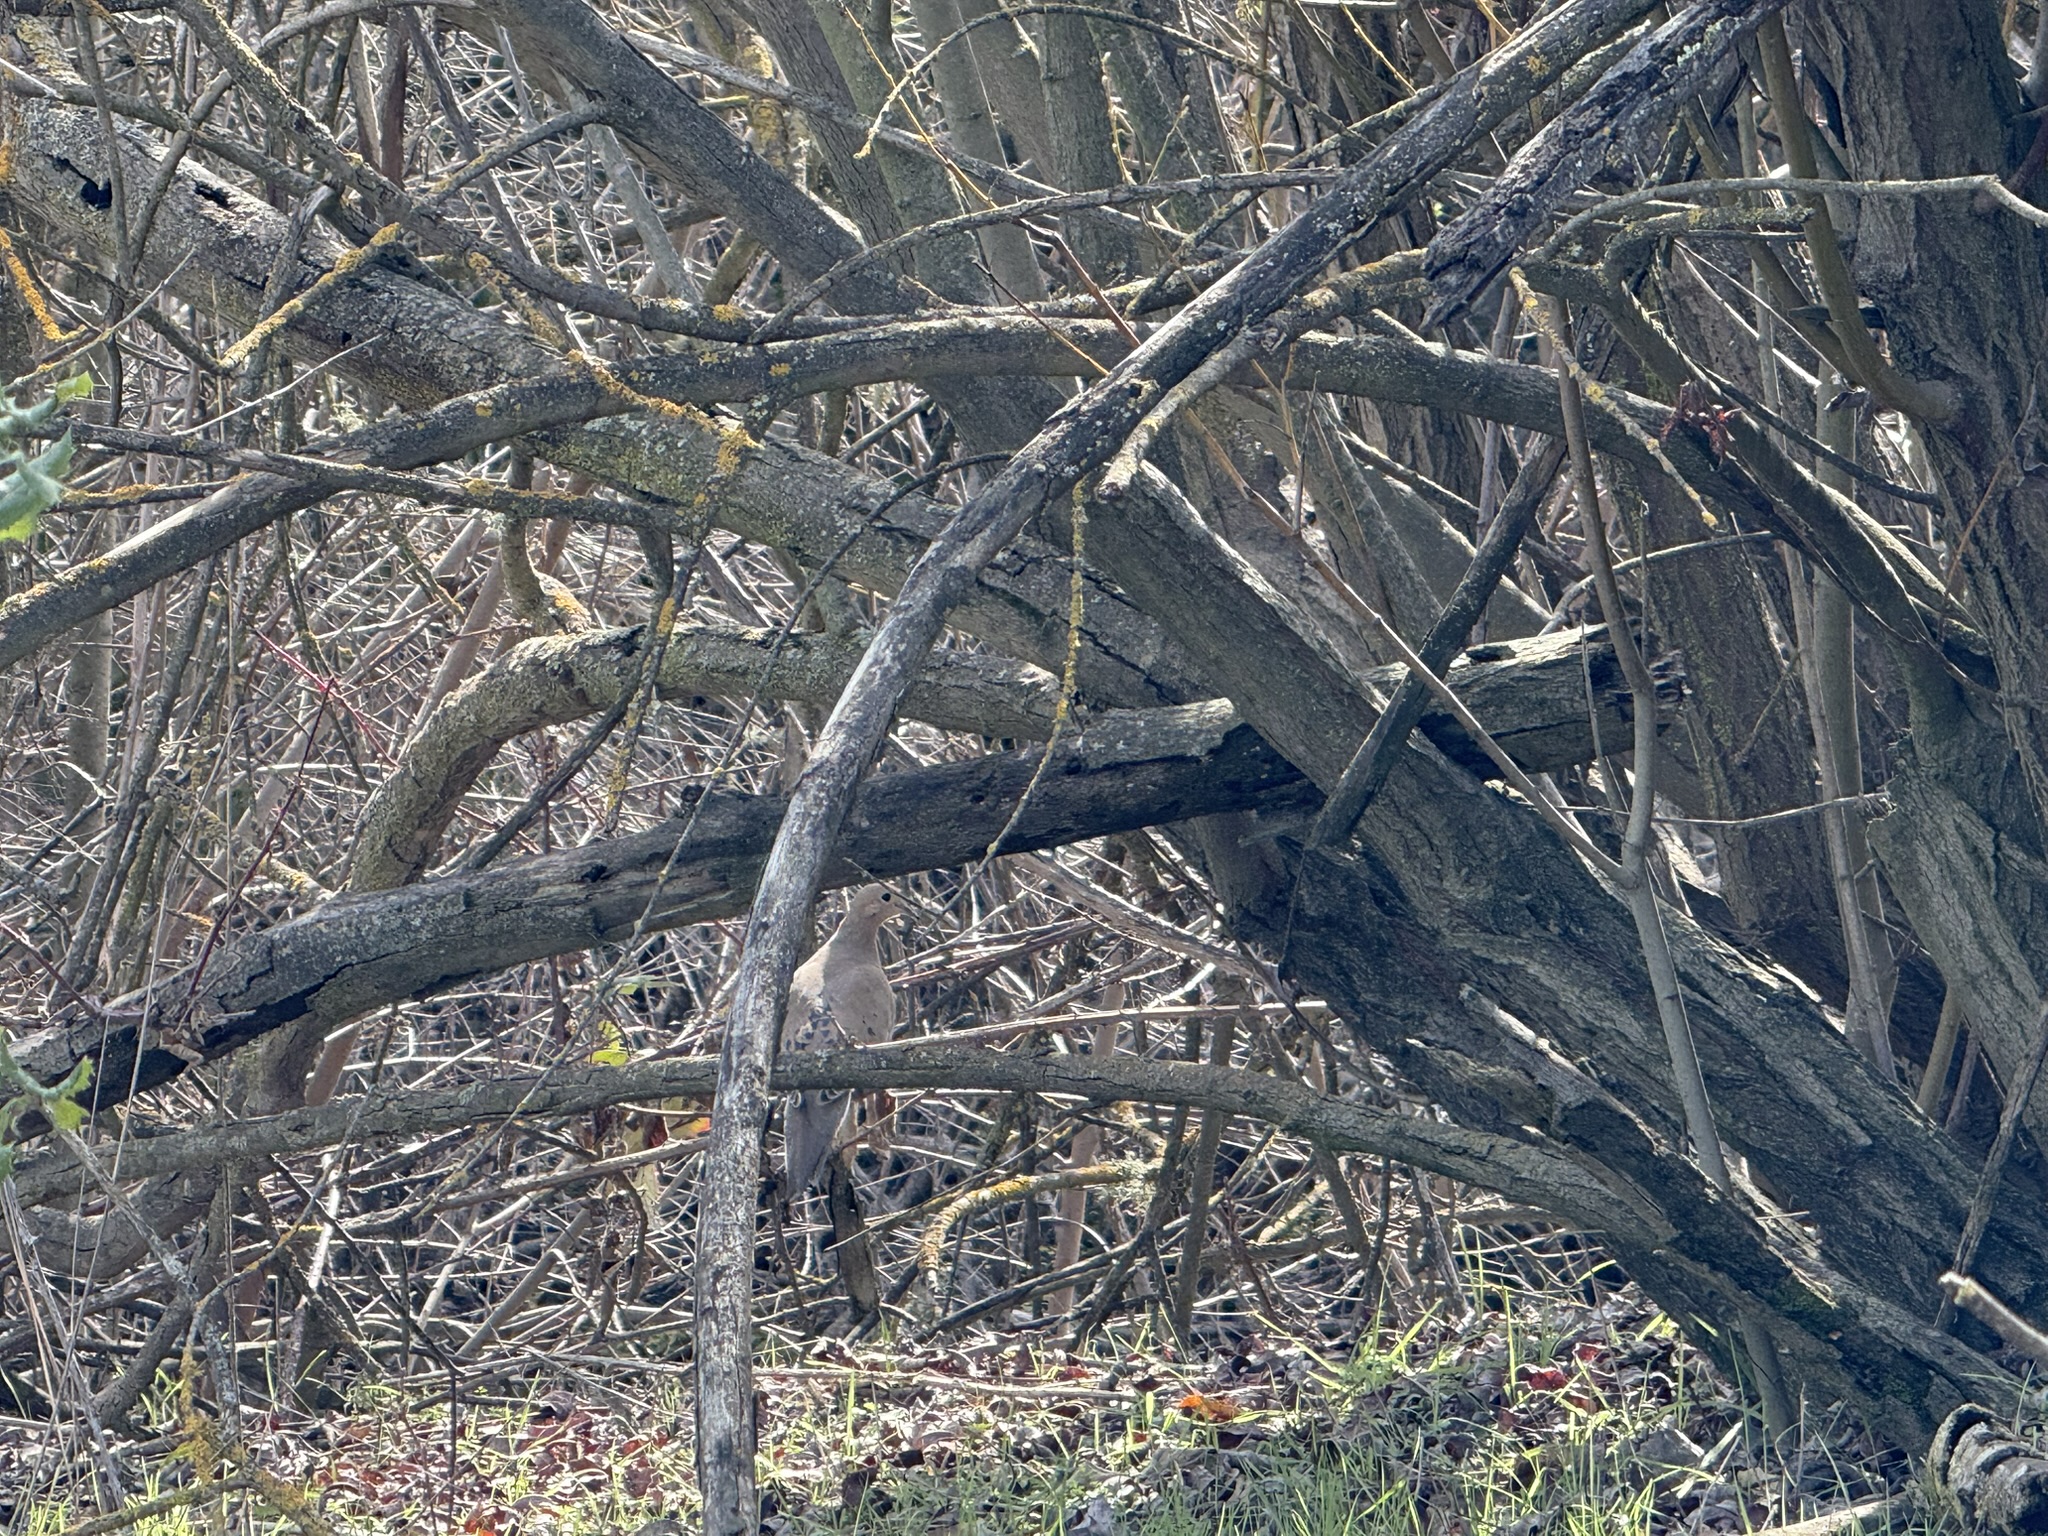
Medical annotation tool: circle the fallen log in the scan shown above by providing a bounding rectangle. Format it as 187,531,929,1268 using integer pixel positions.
1930,1406,2048,1536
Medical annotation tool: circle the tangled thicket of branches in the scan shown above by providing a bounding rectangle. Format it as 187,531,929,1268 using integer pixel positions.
10,0,2048,1526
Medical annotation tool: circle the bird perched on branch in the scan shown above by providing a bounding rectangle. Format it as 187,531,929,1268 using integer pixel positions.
779,883,903,1194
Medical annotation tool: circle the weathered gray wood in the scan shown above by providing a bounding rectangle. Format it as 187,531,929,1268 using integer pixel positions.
1931,1406,2048,1536
349,610,1668,889
17,0,2048,1469
1311,437,1568,847
672,0,1680,1474
10,624,1661,1110
1798,0,2048,1261
8,1047,1625,1220
1423,0,1789,325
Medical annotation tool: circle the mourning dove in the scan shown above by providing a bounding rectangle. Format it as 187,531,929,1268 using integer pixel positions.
779,884,902,1194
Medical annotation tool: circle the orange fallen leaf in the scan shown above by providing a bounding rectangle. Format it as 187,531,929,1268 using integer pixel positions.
1177,1391,1240,1423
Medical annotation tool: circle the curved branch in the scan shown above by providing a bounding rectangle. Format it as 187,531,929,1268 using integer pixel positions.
349,621,1064,890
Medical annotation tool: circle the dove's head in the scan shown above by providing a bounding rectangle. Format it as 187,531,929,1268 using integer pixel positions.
838,883,903,938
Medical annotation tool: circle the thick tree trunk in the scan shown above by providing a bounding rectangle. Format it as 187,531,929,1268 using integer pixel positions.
1797,0,2048,1150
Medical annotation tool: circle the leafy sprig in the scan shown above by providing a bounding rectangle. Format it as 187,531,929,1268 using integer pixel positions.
0,372,93,545
0,1032,92,1181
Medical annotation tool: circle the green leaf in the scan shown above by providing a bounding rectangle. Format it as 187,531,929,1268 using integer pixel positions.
0,491,41,545
0,431,73,544
0,372,90,434
589,1017,631,1067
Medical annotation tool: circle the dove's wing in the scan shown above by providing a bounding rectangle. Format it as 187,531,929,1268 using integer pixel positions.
825,957,895,1047
781,972,850,1192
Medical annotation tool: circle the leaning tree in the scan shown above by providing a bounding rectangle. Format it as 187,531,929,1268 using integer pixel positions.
4,0,2048,1527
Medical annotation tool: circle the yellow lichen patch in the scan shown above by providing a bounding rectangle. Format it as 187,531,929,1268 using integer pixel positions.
740,39,787,154
219,223,402,369
712,303,747,326
473,400,493,417
769,362,792,378
598,592,682,818
715,423,753,479
0,142,14,184
63,481,165,509
509,289,573,353
570,350,712,426
13,18,71,77
547,584,591,628
0,228,79,343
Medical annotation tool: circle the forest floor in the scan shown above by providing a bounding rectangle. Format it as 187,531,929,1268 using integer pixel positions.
3,1283,1937,1536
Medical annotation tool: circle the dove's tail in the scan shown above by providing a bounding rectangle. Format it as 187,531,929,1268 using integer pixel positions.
782,1091,847,1195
